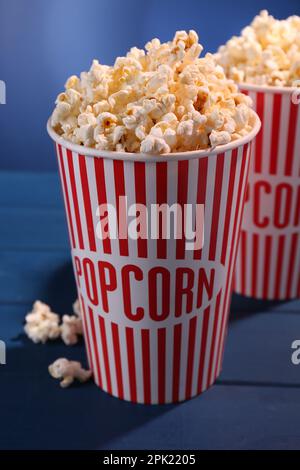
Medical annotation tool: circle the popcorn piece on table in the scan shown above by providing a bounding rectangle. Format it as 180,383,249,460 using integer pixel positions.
24,301,60,344
215,10,300,87
72,298,81,317
51,30,254,154
48,358,92,388
61,314,83,346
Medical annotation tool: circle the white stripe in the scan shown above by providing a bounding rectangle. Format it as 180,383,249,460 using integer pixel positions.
164,324,174,403
72,152,89,250
215,150,231,263
202,155,216,260
145,162,157,261
277,94,291,176
134,328,144,403
201,299,216,391
105,320,118,397
84,306,100,386
118,326,130,401
291,235,300,297
262,92,274,175
191,314,203,397
256,234,265,299
123,160,137,258
184,159,198,261
61,146,80,247
279,235,290,299
103,159,119,256
93,312,108,392
85,157,104,255
167,159,178,260
178,320,189,401
150,328,158,404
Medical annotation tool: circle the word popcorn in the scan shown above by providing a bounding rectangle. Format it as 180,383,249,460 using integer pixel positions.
216,10,300,87
51,30,253,153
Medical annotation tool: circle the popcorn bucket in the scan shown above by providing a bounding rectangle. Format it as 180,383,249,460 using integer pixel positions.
47,112,260,404
234,85,300,300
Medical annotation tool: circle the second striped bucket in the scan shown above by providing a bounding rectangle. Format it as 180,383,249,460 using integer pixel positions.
234,85,300,300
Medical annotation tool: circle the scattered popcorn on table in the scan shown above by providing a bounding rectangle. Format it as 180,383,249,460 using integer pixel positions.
24,301,60,344
72,298,81,317
61,314,83,346
215,10,300,87
25,299,83,345
51,30,254,154
48,358,92,388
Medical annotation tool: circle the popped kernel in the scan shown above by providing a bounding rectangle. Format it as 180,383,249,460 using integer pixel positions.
51,30,254,154
216,10,300,87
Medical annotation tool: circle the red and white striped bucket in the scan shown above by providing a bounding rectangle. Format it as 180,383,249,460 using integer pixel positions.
234,85,300,300
47,113,260,404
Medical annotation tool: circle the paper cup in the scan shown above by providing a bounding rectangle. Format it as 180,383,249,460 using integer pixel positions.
47,112,260,404
234,84,300,300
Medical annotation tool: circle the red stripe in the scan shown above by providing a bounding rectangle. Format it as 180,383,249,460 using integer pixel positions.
286,234,298,298
185,315,197,399
221,149,238,265
79,296,93,370
274,235,285,299
206,291,221,388
263,236,272,299
94,158,111,254
251,233,259,297
87,307,103,388
209,153,225,261
134,162,147,258
125,327,137,402
269,94,282,175
141,329,151,404
79,156,96,251
157,328,166,404
57,145,76,248
66,149,84,249
176,160,189,260
156,162,168,259
197,306,210,393
113,160,129,256
194,158,208,260
240,230,247,294
285,102,299,176
98,316,112,394
172,323,182,402
255,92,264,173
111,322,124,399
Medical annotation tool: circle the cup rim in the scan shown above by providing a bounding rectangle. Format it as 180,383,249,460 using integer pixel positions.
238,82,299,94
47,109,261,162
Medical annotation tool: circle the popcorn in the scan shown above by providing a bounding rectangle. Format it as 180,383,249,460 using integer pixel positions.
24,301,60,344
48,358,92,388
25,299,83,345
216,10,300,87
51,30,254,154
61,315,83,346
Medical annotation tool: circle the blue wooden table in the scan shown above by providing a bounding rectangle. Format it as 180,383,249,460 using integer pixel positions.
0,171,300,450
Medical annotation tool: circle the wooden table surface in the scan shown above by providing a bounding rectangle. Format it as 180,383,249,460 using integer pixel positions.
0,171,299,450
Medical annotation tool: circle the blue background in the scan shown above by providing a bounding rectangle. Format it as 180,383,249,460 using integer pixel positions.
0,0,299,171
